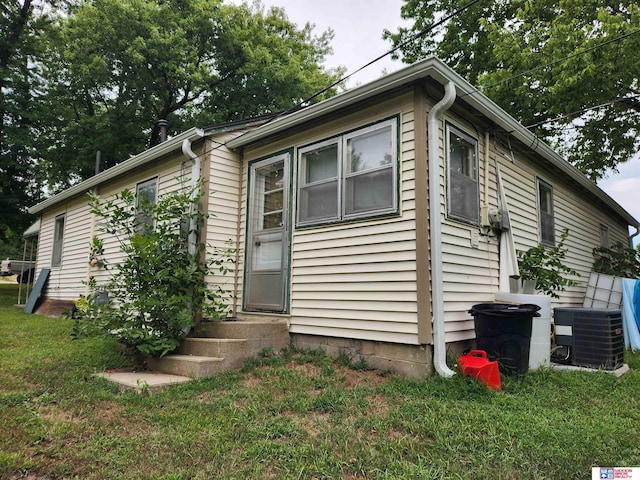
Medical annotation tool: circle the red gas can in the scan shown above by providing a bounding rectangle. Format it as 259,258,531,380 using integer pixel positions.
458,350,502,391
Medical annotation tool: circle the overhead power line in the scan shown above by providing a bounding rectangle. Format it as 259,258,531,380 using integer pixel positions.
476,29,640,93
526,94,640,129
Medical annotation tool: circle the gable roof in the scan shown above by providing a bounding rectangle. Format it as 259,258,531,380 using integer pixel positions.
227,56,638,228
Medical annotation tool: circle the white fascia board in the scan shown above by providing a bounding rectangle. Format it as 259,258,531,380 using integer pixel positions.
29,128,205,215
227,56,638,228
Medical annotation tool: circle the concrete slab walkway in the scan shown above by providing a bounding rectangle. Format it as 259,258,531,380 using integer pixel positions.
95,371,192,393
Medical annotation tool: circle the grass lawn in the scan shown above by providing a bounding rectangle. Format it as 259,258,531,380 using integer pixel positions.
1,283,639,479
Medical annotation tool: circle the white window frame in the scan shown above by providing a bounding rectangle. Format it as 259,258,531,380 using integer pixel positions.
537,178,555,246
135,177,158,230
52,214,65,267
446,123,479,224
296,118,398,227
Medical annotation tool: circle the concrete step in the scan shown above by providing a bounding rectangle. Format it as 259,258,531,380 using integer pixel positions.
176,338,248,358
196,320,289,341
147,354,225,378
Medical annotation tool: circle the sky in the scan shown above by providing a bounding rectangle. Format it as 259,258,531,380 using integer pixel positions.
243,0,640,230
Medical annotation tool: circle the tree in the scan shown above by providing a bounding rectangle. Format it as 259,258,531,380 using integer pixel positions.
39,0,344,191
384,0,640,180
0,0,52,249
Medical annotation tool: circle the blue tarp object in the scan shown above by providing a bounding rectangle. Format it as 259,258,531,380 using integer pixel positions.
621,278,640,350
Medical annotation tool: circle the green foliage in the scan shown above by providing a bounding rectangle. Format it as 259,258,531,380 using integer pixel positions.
385,0,640,179
517,228,580,298
39,0,344,190
84,181,235,358
593,244,640,278
3,301,640,479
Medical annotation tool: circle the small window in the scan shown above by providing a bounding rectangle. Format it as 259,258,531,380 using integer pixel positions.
52,214,65,267
538,179,555,245
600,224,610,248
136,178,158,230
297,118,397,226
447,124,479,224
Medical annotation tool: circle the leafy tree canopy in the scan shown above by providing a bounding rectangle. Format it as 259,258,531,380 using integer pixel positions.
0,0,342,254
384,0,640,180
39,0,343,190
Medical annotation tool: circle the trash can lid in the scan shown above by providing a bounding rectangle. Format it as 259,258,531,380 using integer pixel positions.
468,303,541,317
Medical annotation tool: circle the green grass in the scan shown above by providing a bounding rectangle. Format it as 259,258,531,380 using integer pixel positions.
1,282,640,479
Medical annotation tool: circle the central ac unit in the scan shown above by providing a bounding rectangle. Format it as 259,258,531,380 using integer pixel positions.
553,308,624,370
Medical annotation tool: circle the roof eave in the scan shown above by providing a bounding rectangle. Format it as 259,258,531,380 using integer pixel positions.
226,57,638,228
28,128,205,215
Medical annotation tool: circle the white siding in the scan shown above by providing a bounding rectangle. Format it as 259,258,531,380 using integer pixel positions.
438,114,632,343
35,146,213,304
438,114,500,343
203,134,244,314
241,92,422,344
38,196,93,301
503,155,630,309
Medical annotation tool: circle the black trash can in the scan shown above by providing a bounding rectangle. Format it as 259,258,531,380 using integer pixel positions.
468,303,540,376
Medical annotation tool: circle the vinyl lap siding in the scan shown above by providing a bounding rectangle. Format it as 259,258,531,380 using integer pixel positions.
203,135,243,313
35,149,203,303
40,196,92,301
289,97,420,344
500,154,630,309
439,119,500,343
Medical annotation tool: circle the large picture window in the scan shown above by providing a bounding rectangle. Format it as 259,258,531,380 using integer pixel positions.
52,214,65,267
538,178,555,246
447,124,479,224
297,119,397,226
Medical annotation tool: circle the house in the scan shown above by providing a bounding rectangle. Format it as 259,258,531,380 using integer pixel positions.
28,57,639,378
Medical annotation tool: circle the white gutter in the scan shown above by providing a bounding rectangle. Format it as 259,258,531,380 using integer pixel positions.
429,81,457,378
182,137,201,256
28,128,205,215
226,57,637,229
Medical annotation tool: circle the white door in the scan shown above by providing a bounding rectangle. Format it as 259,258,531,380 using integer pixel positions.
245,154,289,312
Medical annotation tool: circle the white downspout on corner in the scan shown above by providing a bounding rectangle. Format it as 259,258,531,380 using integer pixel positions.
182,137,201,256
428,81,457,378
629,226,639,248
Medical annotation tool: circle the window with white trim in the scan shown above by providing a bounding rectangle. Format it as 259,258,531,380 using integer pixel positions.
538,178,555,245
446,124,479,224
135,178,158,229
52,214,65,267
297,119,397,226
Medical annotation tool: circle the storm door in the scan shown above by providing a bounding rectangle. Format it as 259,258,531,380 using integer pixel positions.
245,154,289,312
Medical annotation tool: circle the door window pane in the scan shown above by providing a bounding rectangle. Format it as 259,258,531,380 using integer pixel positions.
253,163,284,230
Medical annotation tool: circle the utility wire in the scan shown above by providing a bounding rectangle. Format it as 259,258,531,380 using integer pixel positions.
471,29,640,94
526,94,640,129
284,0,483,112
190,0,484,159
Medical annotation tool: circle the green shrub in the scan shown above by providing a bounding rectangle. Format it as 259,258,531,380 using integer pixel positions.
79,181,234,358
517,228,580,298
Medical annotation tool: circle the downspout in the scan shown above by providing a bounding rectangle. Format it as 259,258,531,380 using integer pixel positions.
428,81,457,378
182,138,201,256
629,226,639,248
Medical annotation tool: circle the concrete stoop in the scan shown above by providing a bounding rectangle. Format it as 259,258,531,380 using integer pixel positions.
146,319,290,380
